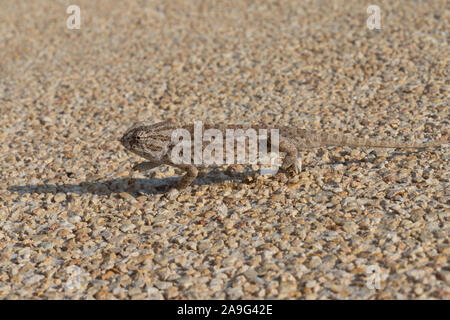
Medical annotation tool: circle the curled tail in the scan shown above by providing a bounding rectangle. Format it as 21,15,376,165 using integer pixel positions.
286,127,448,149
319,132,447,149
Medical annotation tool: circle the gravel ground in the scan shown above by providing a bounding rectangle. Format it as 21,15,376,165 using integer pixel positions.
0,0,449,299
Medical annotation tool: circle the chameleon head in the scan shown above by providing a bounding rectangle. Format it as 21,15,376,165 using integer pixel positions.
119,126,170,160
120,127,146,152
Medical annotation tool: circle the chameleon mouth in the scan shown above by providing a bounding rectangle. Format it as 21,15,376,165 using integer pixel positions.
119,134,129,146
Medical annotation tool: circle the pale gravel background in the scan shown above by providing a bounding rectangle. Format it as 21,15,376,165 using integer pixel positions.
0,0,449,299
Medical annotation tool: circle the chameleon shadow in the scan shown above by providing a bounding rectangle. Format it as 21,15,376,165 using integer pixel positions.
8,178,171,196
6,169,252,197
7,153,410,197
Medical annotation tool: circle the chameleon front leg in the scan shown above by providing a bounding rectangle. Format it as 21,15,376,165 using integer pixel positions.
172,164,198,189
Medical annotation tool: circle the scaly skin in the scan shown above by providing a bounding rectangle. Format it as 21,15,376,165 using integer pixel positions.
120,120,447,189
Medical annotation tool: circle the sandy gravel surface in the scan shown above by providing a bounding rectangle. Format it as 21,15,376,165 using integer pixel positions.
0,0,449,299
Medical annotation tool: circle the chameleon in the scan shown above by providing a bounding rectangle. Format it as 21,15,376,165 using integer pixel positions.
119,120,446,189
